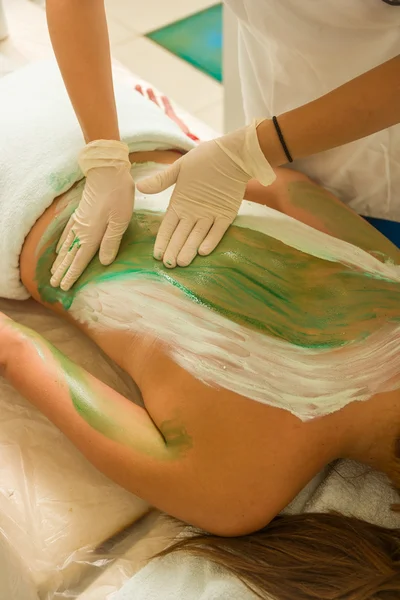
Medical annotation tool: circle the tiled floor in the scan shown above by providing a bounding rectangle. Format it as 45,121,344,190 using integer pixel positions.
0,0,223,131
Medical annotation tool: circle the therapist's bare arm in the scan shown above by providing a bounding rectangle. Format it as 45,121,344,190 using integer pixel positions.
259,55,400,165
47,1,136,291
46,0,119,142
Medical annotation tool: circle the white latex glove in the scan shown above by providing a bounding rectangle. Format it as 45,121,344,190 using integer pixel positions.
136,119,275,268
51,140,134,291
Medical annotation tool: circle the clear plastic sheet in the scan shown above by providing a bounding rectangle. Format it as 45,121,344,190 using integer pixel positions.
0,298,150,600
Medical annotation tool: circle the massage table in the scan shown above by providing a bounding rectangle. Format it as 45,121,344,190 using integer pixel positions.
1,6,400,600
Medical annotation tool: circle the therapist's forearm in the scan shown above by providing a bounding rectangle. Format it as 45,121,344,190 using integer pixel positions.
46,0,119,142
258,55,400,166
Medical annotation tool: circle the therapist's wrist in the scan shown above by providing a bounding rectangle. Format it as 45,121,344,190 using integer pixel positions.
256,118,291,167
81,114,121,144
83,127,121,144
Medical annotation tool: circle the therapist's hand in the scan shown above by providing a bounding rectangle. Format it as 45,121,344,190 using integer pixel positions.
137,120,276,268
51,140,134,291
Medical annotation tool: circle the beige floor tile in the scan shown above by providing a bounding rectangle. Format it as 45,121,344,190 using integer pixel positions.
0,0,54,74
112,36,222,114
108,17,137,46
0,0,137,75
1,0,223,120
105,0,218,34
3,0,135,48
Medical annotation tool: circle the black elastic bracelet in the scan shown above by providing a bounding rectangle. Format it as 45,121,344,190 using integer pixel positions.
272,116,293,163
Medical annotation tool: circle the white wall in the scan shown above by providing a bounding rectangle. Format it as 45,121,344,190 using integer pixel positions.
223,5,245,133
0,0,9,41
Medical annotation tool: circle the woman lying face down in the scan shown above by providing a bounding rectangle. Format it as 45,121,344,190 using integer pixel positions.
3,117,400,598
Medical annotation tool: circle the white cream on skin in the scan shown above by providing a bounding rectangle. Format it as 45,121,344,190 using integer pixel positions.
53,163,400,422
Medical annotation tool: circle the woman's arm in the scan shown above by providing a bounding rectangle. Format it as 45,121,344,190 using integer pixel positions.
258,55,400,165
0,313,313,536
46,0,118,142
0,316,192,502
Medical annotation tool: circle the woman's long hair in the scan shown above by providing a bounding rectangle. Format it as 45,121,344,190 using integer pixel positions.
156,441,400,600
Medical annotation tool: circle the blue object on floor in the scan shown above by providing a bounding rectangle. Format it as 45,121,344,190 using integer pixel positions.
147,4,223,82
364,216,400,248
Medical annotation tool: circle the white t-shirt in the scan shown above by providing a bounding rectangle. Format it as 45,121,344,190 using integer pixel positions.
226,0,400,220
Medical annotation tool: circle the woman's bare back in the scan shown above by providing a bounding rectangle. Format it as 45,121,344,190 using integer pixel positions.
17,151,400,534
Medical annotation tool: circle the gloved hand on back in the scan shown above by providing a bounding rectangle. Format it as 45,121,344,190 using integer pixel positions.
137,119,276,268
51,120,275,290
51,139,135,291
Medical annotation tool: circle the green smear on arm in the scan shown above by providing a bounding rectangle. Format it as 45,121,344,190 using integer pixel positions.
12,322,192,460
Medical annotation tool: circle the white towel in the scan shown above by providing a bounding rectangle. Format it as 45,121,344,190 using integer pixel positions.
0,60,195,301
115,460,400,600
115,553,255,600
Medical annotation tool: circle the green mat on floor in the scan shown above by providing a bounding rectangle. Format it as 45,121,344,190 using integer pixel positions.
147,4,222,82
